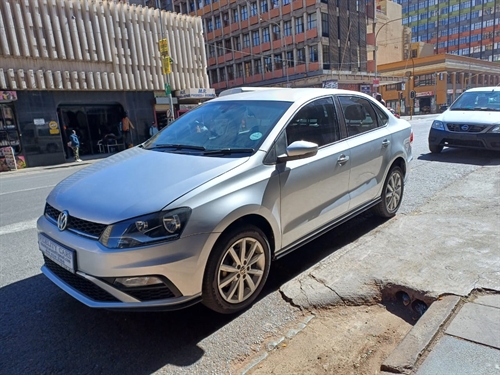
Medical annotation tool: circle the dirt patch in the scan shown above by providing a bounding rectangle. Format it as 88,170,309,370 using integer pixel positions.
237,302,418,375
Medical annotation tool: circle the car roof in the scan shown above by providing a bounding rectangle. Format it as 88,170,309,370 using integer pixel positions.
465,86,500,93
218,87,286,97
213,88,375,104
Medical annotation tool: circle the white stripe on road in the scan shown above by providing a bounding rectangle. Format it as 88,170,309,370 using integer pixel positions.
0,219,38,235
0,185,56,196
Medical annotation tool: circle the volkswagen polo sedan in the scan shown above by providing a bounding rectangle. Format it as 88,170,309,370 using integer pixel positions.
38,88,413,314
428,87,500,153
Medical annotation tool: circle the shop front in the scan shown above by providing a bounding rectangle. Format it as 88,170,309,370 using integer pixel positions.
13,91,155,168
0,91,24,172
173,88,216,124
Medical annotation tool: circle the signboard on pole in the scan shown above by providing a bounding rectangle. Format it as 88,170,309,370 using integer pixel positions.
159,39,169,56
372,78,380,87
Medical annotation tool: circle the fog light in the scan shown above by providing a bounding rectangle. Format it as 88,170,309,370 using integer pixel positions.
114,276,163,288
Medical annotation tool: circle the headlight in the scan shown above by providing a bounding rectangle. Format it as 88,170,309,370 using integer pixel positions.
490,125,500,133
99,208,192,249
431,120,445,130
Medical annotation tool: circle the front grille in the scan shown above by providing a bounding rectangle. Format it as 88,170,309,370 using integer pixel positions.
123,285,175,301
446,123,486,133
44,256,120,302
44,203,107,239
445,139,485,148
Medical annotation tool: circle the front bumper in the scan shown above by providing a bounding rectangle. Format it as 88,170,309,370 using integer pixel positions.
428,128,500,151
37,215,218,310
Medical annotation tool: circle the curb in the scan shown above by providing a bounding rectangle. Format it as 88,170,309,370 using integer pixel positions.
381,295,461,374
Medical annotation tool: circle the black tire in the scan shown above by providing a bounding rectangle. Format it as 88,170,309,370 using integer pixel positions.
372,166,404,218
202,225,271,314
429,144,443,154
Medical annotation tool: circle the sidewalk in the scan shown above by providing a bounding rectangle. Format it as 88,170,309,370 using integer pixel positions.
382,293,500,375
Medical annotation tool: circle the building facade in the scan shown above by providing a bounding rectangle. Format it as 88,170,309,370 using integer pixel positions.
378,54,500,115
172,0,400,93
0,0,209,168
397,0,500,62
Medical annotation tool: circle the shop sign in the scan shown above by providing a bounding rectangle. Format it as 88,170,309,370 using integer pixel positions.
360,85,371,94
34,118,45,126
0,91,17,102
0,147,17,171
447,89,454,94
176,88,216,99
49,121,60,135
416,91,433,97
322,80,338,89
179,104,199,110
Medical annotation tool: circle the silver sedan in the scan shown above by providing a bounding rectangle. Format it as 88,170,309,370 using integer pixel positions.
37,88,413,314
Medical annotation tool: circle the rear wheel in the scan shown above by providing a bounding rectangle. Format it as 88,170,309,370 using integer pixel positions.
373,166,404,218
202,225,271,314
429,144,443,154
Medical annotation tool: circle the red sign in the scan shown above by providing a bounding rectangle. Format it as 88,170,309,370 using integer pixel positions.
416,91,434,98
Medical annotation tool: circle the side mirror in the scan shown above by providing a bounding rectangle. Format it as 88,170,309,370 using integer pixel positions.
277,140,318,162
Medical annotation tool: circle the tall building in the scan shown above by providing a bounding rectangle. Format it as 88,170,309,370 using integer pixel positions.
396,0,500,62
172,0,391,93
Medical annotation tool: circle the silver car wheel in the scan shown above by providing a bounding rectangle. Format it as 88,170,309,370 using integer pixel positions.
385,170,402,213
217,237,266,304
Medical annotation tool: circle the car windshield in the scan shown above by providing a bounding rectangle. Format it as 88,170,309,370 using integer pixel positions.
143,100,292,155
450,90,500,111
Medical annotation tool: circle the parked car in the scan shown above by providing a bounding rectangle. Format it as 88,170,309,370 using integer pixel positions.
428,87,500,153
37,88,413,314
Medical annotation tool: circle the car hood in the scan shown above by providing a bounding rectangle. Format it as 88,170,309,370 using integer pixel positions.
47,147,248,224
440,109,500,124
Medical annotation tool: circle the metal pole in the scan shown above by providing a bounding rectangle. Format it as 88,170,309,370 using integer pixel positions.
156,0,175,122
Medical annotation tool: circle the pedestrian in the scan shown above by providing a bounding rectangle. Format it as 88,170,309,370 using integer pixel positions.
68,130,82,162
149,121,159,137
120,112,135,146
375,93,386,106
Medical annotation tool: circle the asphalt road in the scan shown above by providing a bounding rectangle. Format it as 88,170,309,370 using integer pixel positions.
1,115,498,374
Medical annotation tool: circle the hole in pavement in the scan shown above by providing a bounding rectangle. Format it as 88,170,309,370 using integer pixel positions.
381,284,435,324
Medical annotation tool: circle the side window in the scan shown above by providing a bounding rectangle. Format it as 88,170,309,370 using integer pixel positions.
285,97,340,147
372,104,389,126
338,96,380,137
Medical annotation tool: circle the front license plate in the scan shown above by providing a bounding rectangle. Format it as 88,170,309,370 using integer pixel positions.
38,233,76,273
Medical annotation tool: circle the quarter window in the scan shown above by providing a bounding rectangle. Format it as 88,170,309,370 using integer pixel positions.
338,96,385,136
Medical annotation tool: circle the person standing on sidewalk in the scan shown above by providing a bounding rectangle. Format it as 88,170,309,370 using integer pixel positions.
69,130,82,162
121,112,135,147
149,121,159,137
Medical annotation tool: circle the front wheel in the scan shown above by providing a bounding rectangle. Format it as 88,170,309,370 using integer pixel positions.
372,166,404,218
429,144,443,154
202,225,271,314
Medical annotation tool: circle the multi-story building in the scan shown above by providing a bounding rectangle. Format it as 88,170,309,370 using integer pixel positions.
0,0,210,168
172,0,399,93
397,0,500,62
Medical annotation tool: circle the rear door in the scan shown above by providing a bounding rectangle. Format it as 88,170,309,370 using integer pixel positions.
336,95,392,210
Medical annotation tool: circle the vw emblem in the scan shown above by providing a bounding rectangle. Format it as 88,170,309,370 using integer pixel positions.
461,124,470,131
57,210,69,231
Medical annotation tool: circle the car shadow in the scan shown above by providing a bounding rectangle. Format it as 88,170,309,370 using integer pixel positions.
418,148,500,166
0,212,388,375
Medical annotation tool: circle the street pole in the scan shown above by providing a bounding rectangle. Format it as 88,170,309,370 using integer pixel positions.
156,0,175,122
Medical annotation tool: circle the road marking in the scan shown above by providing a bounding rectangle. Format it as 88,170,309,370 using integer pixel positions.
0,219,38,235
0,185,55,196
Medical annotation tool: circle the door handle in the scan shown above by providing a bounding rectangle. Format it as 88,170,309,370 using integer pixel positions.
382,139,391,147
337,154,349,165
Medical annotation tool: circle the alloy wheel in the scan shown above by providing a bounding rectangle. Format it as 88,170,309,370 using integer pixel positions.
385,171,402,213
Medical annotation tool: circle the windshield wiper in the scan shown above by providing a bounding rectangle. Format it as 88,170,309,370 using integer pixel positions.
152,144,206,151
203,148,255,155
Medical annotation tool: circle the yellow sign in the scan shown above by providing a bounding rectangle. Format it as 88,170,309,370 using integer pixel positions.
49,121,60,134
162,56,172,74
159,38,169,56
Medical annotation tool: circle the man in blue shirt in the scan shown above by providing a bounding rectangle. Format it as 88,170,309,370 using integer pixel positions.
69,130,82,162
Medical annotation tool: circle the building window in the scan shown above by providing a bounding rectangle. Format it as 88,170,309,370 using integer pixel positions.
216,41,223,56
322,44,330,69
274,53,283,69
252,30,260,46
295,17,304,33
309,45,318,62
273,25,281,40
250,2,258,16
241,5,248,20
189,1,195,12
215,15,221,29
244,61,252,77
284,20,292,36
208,45,216,58
264,56,273,72
234,36,241,50
321,13,329,37
223,12,230,27
283,0,290,4
219,67,226,81
207,19,213,32
227,65,234,80
243,33,251,48
210,69,218,84
307,13,317,30
254,58,263,74
286,50,294,67
224,38,232,51
236,63,243,78
297,48,305,65
260,0,269,13
272,0,280,9
262,27,270,43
